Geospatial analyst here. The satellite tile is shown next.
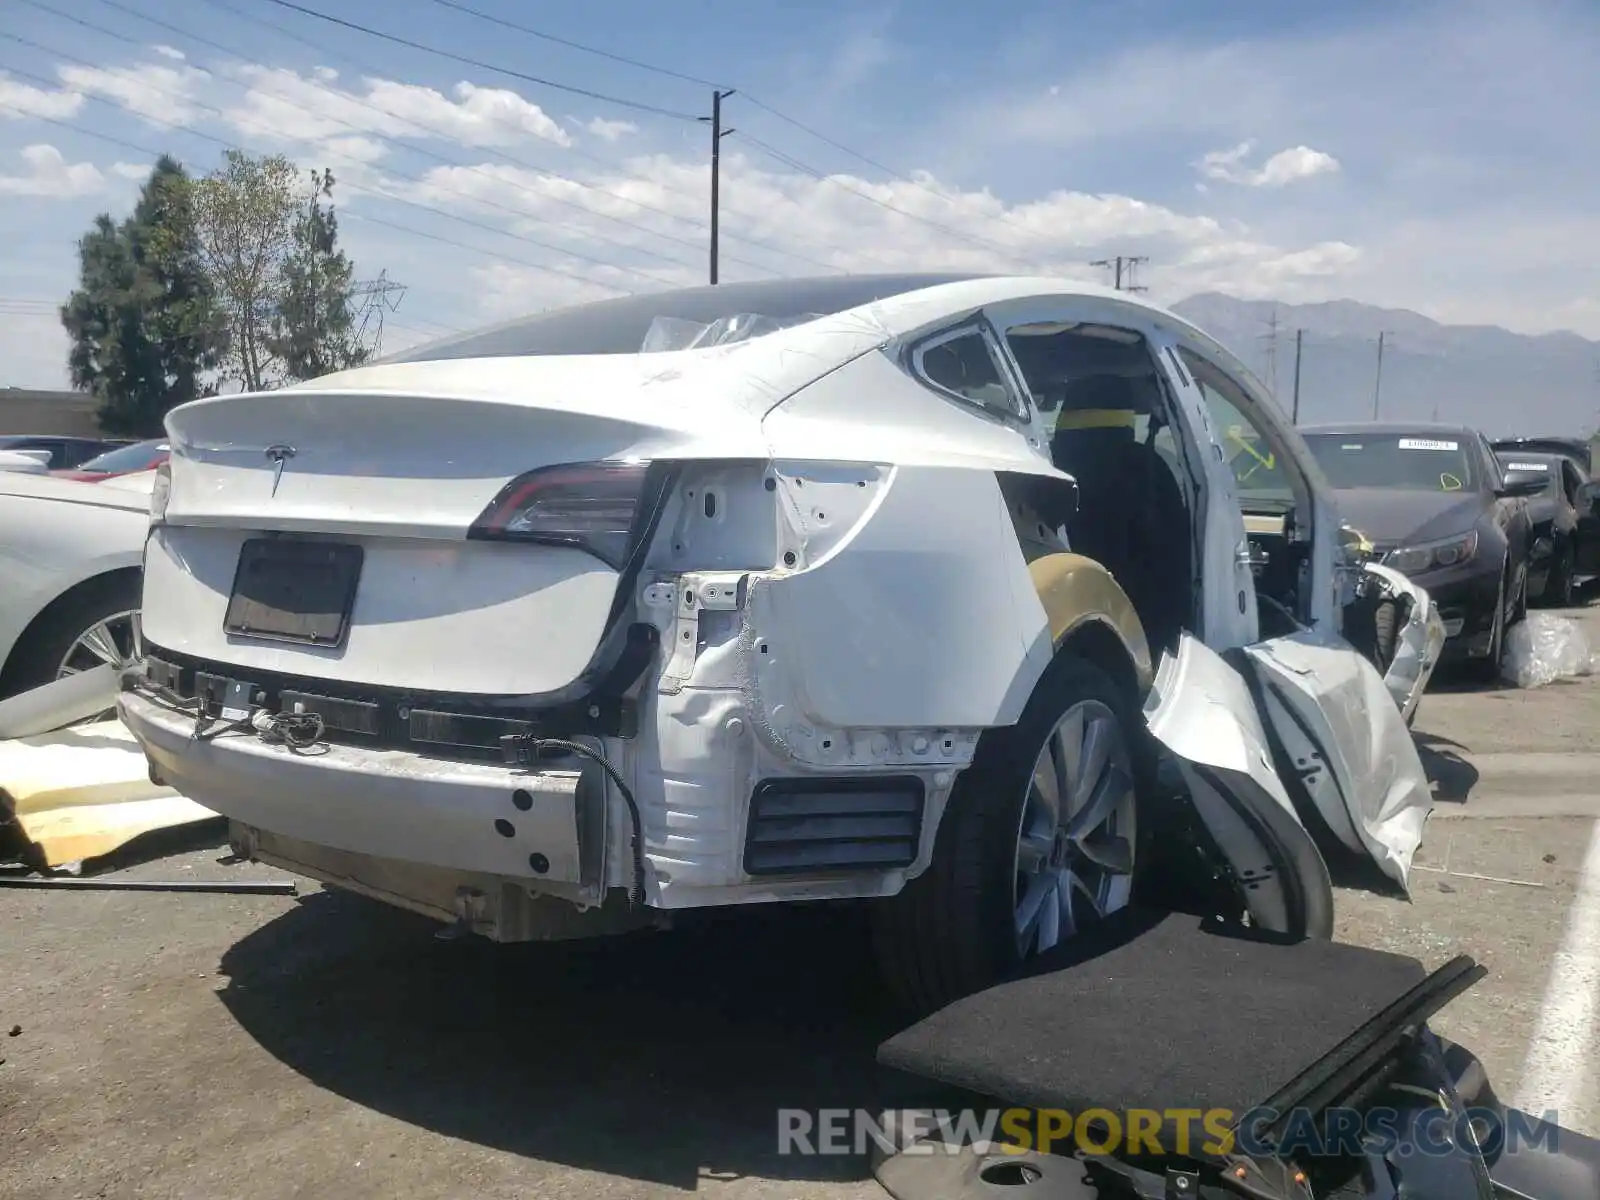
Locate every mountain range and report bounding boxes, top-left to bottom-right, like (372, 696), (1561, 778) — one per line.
(1169, 293), (1600, 438)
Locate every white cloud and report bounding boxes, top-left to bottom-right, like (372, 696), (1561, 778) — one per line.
(150, 45), (186, 62)
(0, 144), (108, 197)
(382, 148), (1357, 319)
(217, 66), (572, 154)
(56, 62), (211, 126)
(1200, 141), (1340, 187)
(110, 161), (152, 181)
(585, 117), (638, 142)
(0, 74), (84, 120)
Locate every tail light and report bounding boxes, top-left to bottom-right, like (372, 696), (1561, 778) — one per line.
(149, 461), (172, 525)
(468, 461), (650, 569)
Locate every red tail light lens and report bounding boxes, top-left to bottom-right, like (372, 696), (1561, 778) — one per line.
(468, 461), (650, 568)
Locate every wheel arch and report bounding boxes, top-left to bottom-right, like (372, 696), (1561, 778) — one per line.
(0, 565), (143, 693)
(1028, 552), (1154, 703)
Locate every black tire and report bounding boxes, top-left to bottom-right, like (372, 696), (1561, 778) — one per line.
(1543, 544), (1575, 608)
(0, 571), (143, 701)
(1464, 565), (1508, 685)
(868, 654), (1149, 1018)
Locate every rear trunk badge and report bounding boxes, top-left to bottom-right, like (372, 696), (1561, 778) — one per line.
(265, 444), (296, 496)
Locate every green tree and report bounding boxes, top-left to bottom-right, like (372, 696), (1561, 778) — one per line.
(193, 149), (300, 392)
(268, 168), (371, 382)
(60, 156), (225, 436)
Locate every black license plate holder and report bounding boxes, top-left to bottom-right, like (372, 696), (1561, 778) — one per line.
(224, 538), (364, 648)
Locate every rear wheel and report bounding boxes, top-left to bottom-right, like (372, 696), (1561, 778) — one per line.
(0, 573), (143, 705)
(1543, 544), (1575, 608)
(869, 655), (1146, 1017)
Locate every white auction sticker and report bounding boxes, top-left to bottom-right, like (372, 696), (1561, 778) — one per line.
(1508, 461), (1549, 471)
(1398, 438), (1458, 451)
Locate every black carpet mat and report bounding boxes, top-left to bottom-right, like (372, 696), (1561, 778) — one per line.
(878, 909), (1429, 1125)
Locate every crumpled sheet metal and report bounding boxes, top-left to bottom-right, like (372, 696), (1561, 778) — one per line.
(1245, 630), (1434, 891)
(1363, 562), (1447, 723)
(1, 717), (216, 869)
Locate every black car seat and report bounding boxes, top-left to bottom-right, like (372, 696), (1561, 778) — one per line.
(1050, 373), (1192, 653)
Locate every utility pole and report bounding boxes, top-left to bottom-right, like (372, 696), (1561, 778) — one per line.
(700, 89), (736, 285)
(1290, 328), (1303, 424)
(1371, 330), (1391, 419)
(1089, 255), (1148, 292)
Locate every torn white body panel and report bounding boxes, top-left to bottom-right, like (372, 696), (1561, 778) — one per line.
(1243, 631), (1433, 889)
(745, 464), (1055, 730)
(1364, 562), (1447, 723)
(1142, 633), (1332, 937)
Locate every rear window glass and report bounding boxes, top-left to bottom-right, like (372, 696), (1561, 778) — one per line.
(78, 440), (168, 473)
(380, 274), (988, 363)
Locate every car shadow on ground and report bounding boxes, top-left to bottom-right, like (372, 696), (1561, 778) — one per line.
(1413, 731), (1479, 803)
(216, 890), (949, 1191)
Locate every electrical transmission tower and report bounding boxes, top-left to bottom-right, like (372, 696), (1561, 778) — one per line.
(1089, 255), (1149, 292)
(349, 271), (407, 355)
(1259, 306), (1281, 396)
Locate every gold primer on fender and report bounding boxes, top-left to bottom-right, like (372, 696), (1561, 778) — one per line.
(1027, 553), (1154, 693)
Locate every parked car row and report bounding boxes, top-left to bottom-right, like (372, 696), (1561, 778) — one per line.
(1297, 423), (1550, 681)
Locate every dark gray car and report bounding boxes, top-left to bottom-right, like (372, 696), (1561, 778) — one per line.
(1300, 422), (1543, 680)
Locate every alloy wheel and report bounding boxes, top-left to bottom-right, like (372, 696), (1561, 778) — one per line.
(1011, 699), (1137, 958)
(55, 608), (142, 723)
(56, 609), (143, 679)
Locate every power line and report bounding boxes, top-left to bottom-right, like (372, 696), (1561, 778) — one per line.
(0, 98), (635, 299)
(57, 0), (726, 279)
(736, 132), (1021, 261)
(258, 0), (704, 122)
(198, 0), (838, 274)
(418, 0), (1041, 248)
(425, 0), (724, 89)
(0, 32), (666, 291)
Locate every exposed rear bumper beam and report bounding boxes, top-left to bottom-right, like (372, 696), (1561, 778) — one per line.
(233, 824), (659, 942)
(119, 689), (601, 903)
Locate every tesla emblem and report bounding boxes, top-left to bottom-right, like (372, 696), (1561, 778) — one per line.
(265, 444), (296, 496)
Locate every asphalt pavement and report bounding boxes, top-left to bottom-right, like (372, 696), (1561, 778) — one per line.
(4, 604), (1600, 1199)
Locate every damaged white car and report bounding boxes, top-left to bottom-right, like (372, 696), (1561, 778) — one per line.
(117, 274), (1443, 1013)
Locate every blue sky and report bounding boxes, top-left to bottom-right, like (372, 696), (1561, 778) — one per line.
(1, 0), (1596, 389)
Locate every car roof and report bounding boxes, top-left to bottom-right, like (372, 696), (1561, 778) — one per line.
(372, 273), (1189, 366)
(0, 433), (107, 444)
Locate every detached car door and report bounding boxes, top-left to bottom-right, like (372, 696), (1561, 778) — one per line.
(1143, 330), (1434, 897)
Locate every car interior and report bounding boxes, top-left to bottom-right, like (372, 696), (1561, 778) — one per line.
(1005, 324), (1198, 654)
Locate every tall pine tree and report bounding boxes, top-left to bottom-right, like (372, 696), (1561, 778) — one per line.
(60, 156), (225, 435)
